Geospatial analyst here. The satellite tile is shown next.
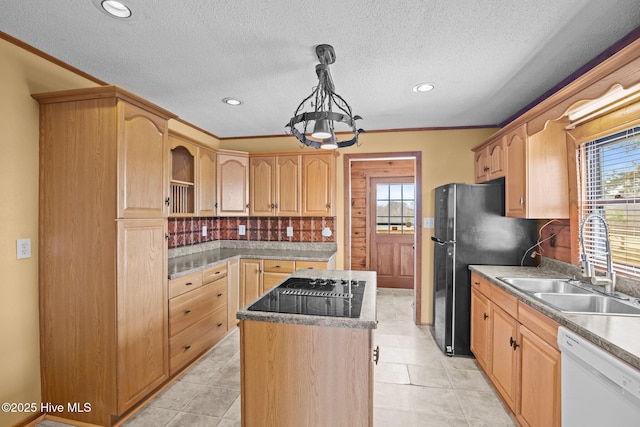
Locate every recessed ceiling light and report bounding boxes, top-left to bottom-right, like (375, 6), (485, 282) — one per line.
(222, 97), (243, 106)
(101, 0), (132, 18)
(413, 83), (435, 93)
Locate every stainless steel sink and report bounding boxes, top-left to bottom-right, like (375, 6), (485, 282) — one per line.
(499, 277), (591, 294)
(533, 293), (640, 316)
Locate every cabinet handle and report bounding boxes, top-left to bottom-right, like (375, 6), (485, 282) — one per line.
(326, 203), (331, 208)
(271, 203), (275, 209)
(184, 345), (191, 350)
(215, 271), (221, 275)
(373, 345), (380, 365)
(217, 293), (223, 297)
(519, 197), (525, 206)
(246, 203), (250, 208)
(473, 281), (480, 286)
(483, 313), (488, 320)
(483, 166), (490, 172)
(217, 323), (223, 327)
(186, 282), (193, 286)
(275, 265), (281, 269)
(274, 203), (278, 208)
(165, 233), (170, 240)
(214, 202), (218, 209)
(259, 269), (263, 273)
(165, 197), (171, 206)
(184, 309), (191, 314)
(509, 337), (520, 350)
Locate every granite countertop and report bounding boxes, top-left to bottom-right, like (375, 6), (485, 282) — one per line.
(469, 264), (640, 371)
(168, 247), (336, 279)
(236, 269), (378, 330)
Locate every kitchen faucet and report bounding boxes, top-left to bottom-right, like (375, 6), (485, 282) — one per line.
(579, 212), (616, 294)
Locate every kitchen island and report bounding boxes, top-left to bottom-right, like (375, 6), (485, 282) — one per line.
(237, 269), (377, 427)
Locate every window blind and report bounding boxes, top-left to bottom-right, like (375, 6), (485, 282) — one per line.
(577, 126), (640, 279)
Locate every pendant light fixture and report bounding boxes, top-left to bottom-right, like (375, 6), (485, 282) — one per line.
(286, 44), (364, 149)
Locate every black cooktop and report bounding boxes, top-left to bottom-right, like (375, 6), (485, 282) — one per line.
(247, 277), (366, 318)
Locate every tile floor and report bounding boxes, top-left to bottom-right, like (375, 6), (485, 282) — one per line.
(36, 288), (515, 427)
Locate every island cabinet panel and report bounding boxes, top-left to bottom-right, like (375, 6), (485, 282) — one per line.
(227, 259), (240, 328)
(240, 320), (373, 427)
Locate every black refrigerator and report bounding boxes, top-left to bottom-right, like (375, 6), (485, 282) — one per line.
(431, 181), (537, 356)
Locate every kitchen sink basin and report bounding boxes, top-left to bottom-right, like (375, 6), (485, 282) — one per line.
(533, 293), (640, 316)
(499, 277), (591, 294)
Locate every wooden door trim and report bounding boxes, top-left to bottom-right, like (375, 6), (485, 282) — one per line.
(343, 151), (422, 324)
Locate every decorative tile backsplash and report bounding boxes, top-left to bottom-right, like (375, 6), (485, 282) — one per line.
(168, 216), (336, 249)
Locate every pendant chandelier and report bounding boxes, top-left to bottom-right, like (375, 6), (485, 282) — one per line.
(286, 44), (364, 149)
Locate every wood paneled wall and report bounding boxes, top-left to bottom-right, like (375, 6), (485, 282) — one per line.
(349, 159), (415, 270)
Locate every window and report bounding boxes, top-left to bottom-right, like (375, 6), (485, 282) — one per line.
(577, 126), (640, 278)
(375, 183), (415, 234)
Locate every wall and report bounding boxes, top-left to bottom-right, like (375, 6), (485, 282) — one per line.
(221, 128), (497, 324)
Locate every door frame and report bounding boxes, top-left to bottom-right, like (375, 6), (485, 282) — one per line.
(343, 152), (422, 324)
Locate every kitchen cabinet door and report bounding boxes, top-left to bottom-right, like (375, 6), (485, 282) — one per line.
(470, 287), (491, 372)
(276, 155), (302, 216)
(169, 134), (196, 216)
(198, 147), (217, 216)
(118, 101), (169, 219)
(116, 219), (168, 412)
(474, 138), (505, 183)
(249, 156), (276, 216)
(490, 303), (518, 412)
(505, 125), (527, 218)
(217, 152), (249, 216)
(240, 258), (263, 307)
(517, 326), (561, 427)
(302, 153), (335, 216)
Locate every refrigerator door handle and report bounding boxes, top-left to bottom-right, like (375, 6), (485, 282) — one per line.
(431, 236), (456, 246)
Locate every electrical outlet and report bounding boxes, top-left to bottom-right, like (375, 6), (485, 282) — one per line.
(286, 226), (293, 237)
(239, 224), (246, 236)
(321, 227), (332, 237)
(202, 225), (207, 237)
(17, 238), (31, 259)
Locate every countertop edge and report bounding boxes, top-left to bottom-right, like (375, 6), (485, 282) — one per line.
(168, 250), (337, 280)
(469, 265), (640, 371)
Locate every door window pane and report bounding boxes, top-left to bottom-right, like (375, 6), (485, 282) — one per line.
(376, 182), (415, 234)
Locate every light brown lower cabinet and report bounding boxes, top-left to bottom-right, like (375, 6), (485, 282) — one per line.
(168, 263), (229, 375)
(470, 273), (561, 427)
(240, 320), (373, 427)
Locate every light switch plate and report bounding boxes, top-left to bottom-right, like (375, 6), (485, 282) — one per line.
(286, 226), (293, 237)
(239, 224), (246, 235)
(423, 217), (434, 229)
(17, 238), (31, 259)
(202, 225), (207, 236)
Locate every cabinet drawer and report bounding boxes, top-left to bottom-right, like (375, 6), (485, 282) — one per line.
(471, 273), (491, 298)
(490, 284), (518, 318)
(263, 259), (295, 273)
(295, 260), (327, 270)
(169, 271), (203, 299)
(263, 272), (289, 293)
(169, 306), (228, 375)
(203, 263), (228, 284)
(169, 279), (227, 337)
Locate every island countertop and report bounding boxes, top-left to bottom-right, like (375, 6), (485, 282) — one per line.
(237, 269), (378, 330)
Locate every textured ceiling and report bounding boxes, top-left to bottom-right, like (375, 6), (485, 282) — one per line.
(1, 0), (639, 138)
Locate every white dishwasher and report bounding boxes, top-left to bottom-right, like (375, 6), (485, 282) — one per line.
(557, 327), (640, 426)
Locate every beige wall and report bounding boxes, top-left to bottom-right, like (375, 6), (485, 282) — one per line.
(221, 128), (497, 324)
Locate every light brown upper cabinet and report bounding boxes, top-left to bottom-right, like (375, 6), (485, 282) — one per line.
(169, 134), (196, 216)
(474, 137), (505, 183)
(249, 154), (302, 216)
(197, 147), (217, 216)
(217, 151), (249, 216)
(302, 153), (336, 216)
(504, 122), (569, 219)
(473, 121), (569, 219)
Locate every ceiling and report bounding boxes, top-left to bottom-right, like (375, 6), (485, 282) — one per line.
(2, 0), (640, 139)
